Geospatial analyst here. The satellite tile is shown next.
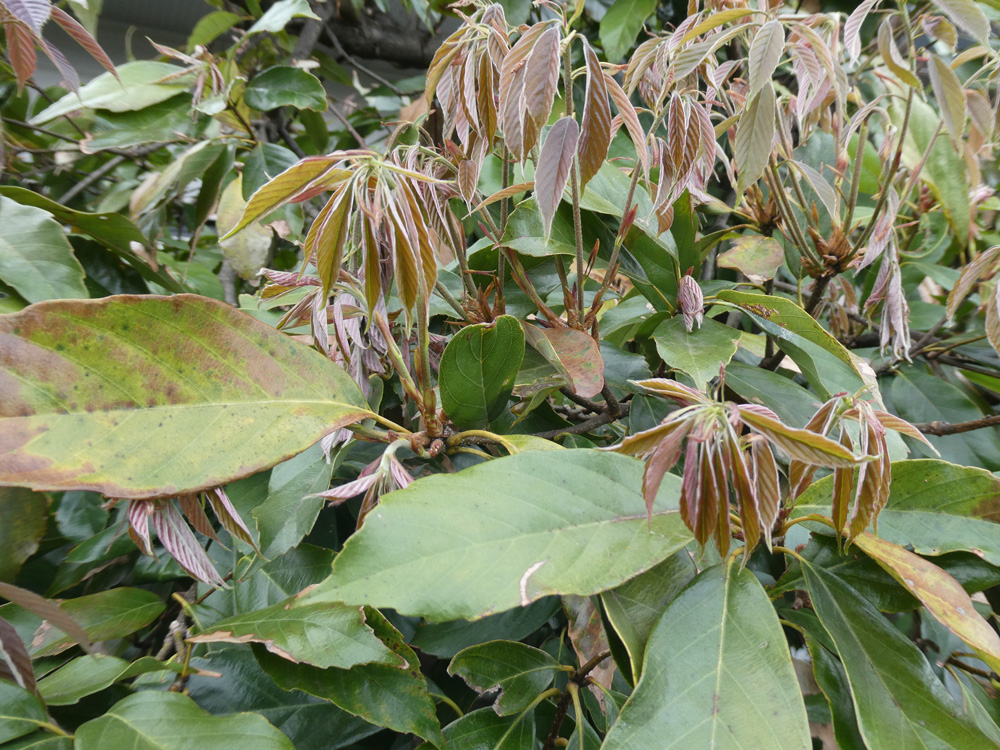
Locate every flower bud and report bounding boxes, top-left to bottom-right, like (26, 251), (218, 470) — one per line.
(678, 274), (704, 332)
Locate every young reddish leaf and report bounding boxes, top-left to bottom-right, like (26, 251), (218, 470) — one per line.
(6, 20), (37, 91)
(424, 29), (465, 106)
(0, 617), (34, 693)
(2, 0), (50, 35)
(39, 37), (79, 91)
(930, 0), (989, 46)
(844, 0), (880, 64)
(49, 6), (116, 79)
(0, 582), (91, 653)
(578, 42), (612, 190)
(128, 501), (154, 556)
(150, 502), (224, 585)
(522, 26), (560, 153)
(179, 495), (220, 543)
(966, 89), (993, 139)
(675, 8), (755, 46)
(749, 437), (780, 548)
(604, 71), (649, 178)
(921, 14), (958, 48)
(747, 20), (784, 97)
(499, 22), (553, 161)
(854, 532), (1000, 673)
(534, 116), (580, 241)
(613, 418), (682, 457)
(738, 407), (860, 468)
(208, 488), (257, 550)
(470, 181), (534, 213)
(633, 378), (709, 405)
(927, 53), (967, 151)
(476, 50), (498, 143)
(641, 422), (691, 521)
(307, 185), (354, 293)
(734, 82), (775, 194)
(945, 244), (1000, 321)
(877, 19), (920, 89)
(223, 156), (353, 239)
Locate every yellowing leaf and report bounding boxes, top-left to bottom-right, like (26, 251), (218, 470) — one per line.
(853, 532), (1000, 674)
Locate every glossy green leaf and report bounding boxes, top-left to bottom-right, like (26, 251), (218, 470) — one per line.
(652, 317), (739, 391)
(792, 459), (1000, 565)
(0, 197), (87, 303)
(37, 654), (177, 705)
(411, 598), (561, 658)
(0, 733), (71, 750)
(602, 562), (811, 749)
(259, 608), (445, 747)
(717, 289), (866, 398)
(298, 450), (693, 621)
(186, 648), (380, 750)
(260, 451), (336, 560)
(32, 62), (191, 123)
(724, 362), (820, 428)
(805, 636), (867, 750)
(245, 66), (326, 111)
(449, 640), (562, 715)
(600, 551), (696, 683)
(0, 488), (47, 582)
(0, 187), (178, 290)
(25, 587), (163, 657)
(74, 691), (293, 749)
(890, 367), (1000, 469)
(0, 681), (46, 744)
(187, 10), (242, 48)
(0, 295), (371, 499)
(247, 0), (320, 34)
(439, 316), (525, 429)
(599, 0), (657, 63)
(500, 198), (615, 259)
(802, 561), (995, 749)
(438, 707), (536, 749)
(189, 599), (401, 670)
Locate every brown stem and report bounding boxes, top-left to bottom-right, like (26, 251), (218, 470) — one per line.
(541, 651), (612, 750)
(533, 404), (629, 440)
(912, 415), (1000, 436)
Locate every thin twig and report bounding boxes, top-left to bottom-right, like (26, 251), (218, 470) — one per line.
(913, 414), (1000, 436)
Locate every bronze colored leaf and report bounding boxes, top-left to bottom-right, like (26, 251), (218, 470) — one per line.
(306, 184), (354, 293)
(523, 323), (603, 398)
(499, 22), (553, 161)
(522, 26), (561, 154)
(604, 72), (649, 178)
(578, 42), (612, 190)
(734, 82), (775, 194)
(534, 116), (580, 241)
(747, 20), (784, 97)
(738, 407), (861, 468)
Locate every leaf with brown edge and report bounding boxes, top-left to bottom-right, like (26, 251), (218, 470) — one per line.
(0, 582), (91, 654)
(223, 156), (353, 239)
(853, 532), (1000, 674)
(522, 26), (560, 151)
(737, 407), (862, 468)
(522, 323), (603, 399)
(928, 53), (967, 151)
(188, 600), (404, 670)
(534, 116), (579, 241)
(945, 244), (1000, 321)
(734, 82), (775, 194)
(604, 71), (649, 178)
(0, 616), (34, 693)
(747, 20), (784, 97)
(578, 42), (612, 190)
(0, 295), (372, 499)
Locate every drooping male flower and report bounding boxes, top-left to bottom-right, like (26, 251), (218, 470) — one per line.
(612, 379), (862, 556)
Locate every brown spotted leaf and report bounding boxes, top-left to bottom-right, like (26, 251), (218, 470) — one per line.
(534, 116), (580, 241)
(0, 295), (372, 499)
